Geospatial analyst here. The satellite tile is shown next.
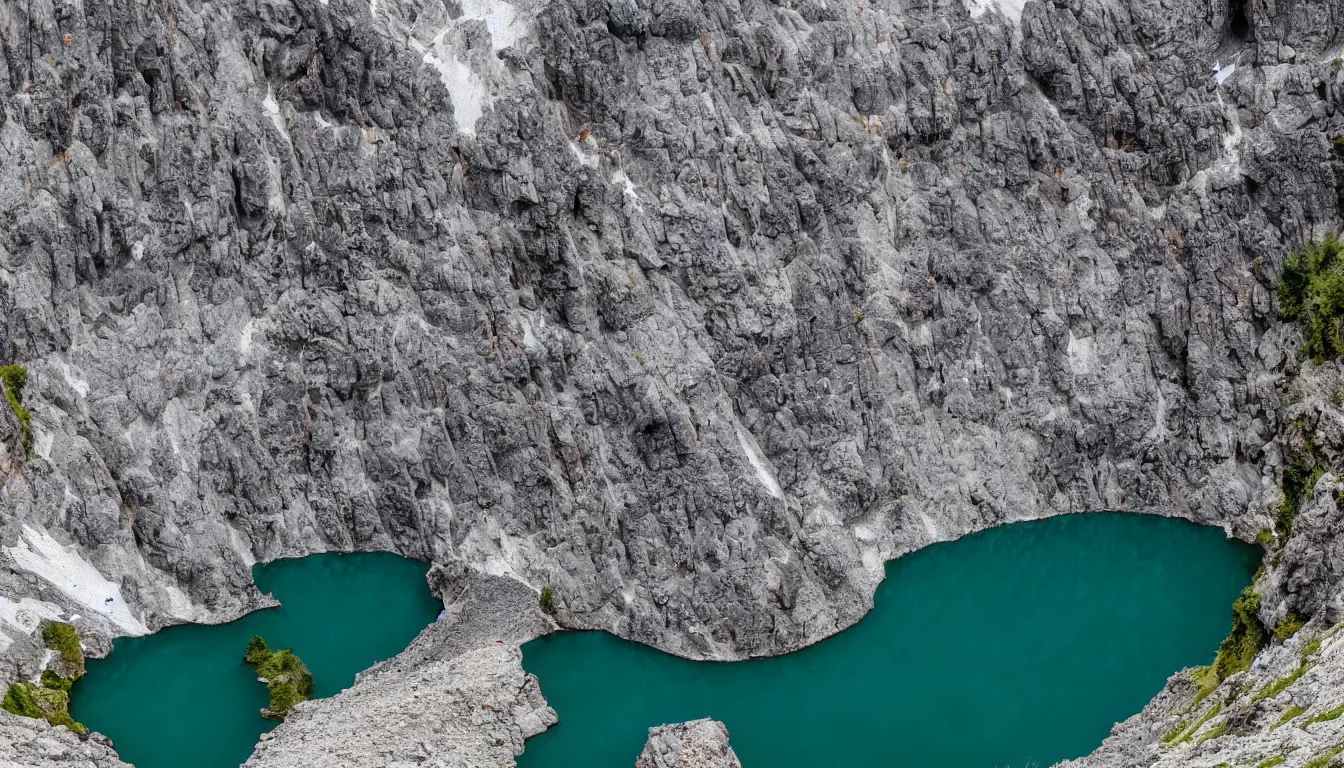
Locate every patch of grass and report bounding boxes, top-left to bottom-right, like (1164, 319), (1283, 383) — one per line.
(1259, 750), (1298, 768)
(1279, 450), (1324, 542)
(1272, 704), (1307, 731)
(1255, 635), (1322, 701)
(1252, 632), (1327, 704)
(41, 621), (83, 677)
(1304, 705), (1344, 729)
(1304, 745), (1344, 768)
(1277, 613), (1308, 643)
(2, 681), (85, 734)
(1, 623), (89, 733)
(38, 670), (71, 692)
(1280, 236), (1344, 362)
(0, 364), (32, 458)
(1305, 635), (1325, 657)
(1197, 721), (1228, 745)
(1257, 665), (1308, 701)
(1214, 587), (1268, 681)
(1165, 701), (1223, 746)
(2, 681), (43, 719)
(243, 635), (314, 720)
(539, 587), (556, 616)
(1161, 718), (1189, 746)
(1190, 665), (1220, 708)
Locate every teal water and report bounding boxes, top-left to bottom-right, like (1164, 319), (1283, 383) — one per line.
(69, 552), (442, 768)
(519, 513), (1261, 768)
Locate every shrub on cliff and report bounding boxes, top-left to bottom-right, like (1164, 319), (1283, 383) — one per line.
(2, 681), (43, 719)
(1277, 451), (1323, 542)
(0, 364), (32, 458)
(42, 621), (84, 677)
(539, 587), (556, 616)
(39, 670), (72, 692)
(1213, 587), (1267, 680)
(2, 681), (86, 734)
(1279, 236), (1344, 362)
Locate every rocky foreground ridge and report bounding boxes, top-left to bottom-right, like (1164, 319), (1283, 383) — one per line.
(2, 0), (1344, 763)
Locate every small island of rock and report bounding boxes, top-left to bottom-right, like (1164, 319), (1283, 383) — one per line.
(244, 636), (315, 721)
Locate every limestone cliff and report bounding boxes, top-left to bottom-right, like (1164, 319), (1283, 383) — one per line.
(635, 719), (742, 768)
(0, 0), (1341, 763)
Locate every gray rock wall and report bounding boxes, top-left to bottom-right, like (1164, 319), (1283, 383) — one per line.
(635, 719), (742, 768)
(0, 710), (131, 768)
(1, 0), (1343, 763)
(0, 0), (1319, 664)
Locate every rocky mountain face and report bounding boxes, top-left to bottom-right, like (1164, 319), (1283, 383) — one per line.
(1063, 357), (1344, 767)
(1, 0), (1343, 762)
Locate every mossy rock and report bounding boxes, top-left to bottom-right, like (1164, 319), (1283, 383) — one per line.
(1213, 587), (1267, 681)
(1280, 236), (1344, 362)
(41, 621), (84, 678)
(243, 635), (315, 720)
(0, 364), (32, 459)
(2, 681), (86, 734)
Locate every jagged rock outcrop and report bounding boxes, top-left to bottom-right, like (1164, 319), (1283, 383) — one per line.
(0, 0), (1318, 668)
(635, 719), (742, 768)
(0, 710), (130, 768)
(1059, 351), (1344, 765)
(0, 0), (1343, 763)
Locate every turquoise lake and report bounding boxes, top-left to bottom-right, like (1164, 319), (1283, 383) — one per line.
(518, 513), (1260, 768)
(69, 552), (443, 768)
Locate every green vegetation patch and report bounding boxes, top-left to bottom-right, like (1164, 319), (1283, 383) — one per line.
(1255, 632), (1324, 701)
(39, 670), (72, 692)
(1304, 704), (1344, 729)
(1259, 750), (1298, 768)
(1257, 666), (1308, 701)
(1164, 701), (1223, 746)
(1179, 664), (1221, 711)
(1214, 587), (1268, 681)
(243, 635), (314, 720)
(1304, 745), (1344, 768)
(1280, 236), (1344, 362)
(1276, 613), (1308, 644)
(1279, 450), (1324, 542)
(1196, 721), (1228, 745)
(539, 587), (556, 616)
(2, 621), (88, 733)
(1272, 704), (1307, 731)
(42, 621), (84, 677)
(1161, 717), (1189, 746)
(2, 681), (86, 734)
(0, 364), (32, 458)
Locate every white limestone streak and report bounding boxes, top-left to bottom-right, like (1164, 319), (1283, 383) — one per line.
(734, 419), (785, 500)
(5, 526), (148, 636)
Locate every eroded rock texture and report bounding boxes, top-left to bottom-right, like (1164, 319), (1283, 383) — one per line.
(635, 719), (743, 768)
(0, 0), (1342, 762)
(1061, 354), (1344, 767)
(0, 710), (131, 768)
